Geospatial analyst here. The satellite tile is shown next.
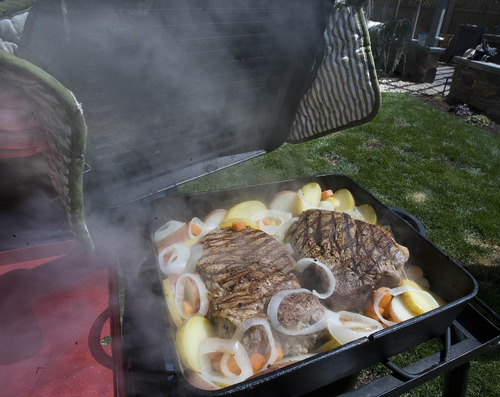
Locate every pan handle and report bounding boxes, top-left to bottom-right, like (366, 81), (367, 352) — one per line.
(381, 327), (452, 380)
(88, 307), (114, 369)
(386, 205), (427, 237)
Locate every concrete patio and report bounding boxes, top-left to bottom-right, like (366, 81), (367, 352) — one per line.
(379, 62), (455, 96)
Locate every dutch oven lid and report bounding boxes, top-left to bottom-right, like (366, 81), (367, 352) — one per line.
(16, 0), (379, 210)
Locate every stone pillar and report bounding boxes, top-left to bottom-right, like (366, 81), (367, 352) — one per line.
(402, 42), (445, 83)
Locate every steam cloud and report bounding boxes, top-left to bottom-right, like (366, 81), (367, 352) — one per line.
(2, 0), (333, 394)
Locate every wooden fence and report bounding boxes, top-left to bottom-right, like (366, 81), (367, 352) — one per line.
(368, 0), (499, 62)
(368, 0), (499, 39)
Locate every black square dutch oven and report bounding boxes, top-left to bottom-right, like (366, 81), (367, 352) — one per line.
(120, 174), (477, 397)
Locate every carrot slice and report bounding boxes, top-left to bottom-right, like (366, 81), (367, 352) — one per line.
(227, 356), (241, 375)
(267, 347), (284, 362)
(212, 355), (241, 375)
(374, 287), (392, 309)
(321, 189), (334, 199)
(182, 301), (195, 315)
(212, 356), (241, 375)
(364, 304), (385, 320)
(364, 287), (392, 322)
(250, 353), (267, 372)
(275, 347), (284, 362)
(190, 222), (203, 236)
(232, 221), (247, 231)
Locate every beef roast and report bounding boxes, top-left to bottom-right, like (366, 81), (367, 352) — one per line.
(196, 226), (327, 356)
(275, 290), (329, 356)
(285, 209), (408, 312)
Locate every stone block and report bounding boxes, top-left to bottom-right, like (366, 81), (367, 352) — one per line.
(448, 57), (500, 120)
(400, 42), (445, 83)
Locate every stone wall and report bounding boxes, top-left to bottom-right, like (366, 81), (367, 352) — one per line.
(400, 42), (445, 83)
(448, 57), (500, 121)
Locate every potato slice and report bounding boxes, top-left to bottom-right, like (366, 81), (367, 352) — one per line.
(175, 316), (214, 372)
(400, 279), (445, 316)
(203, 209), (227, 228)
(324, 196), (340, 209)
(222, 200), (267, 223)
(332, 189), (355, 211)
(301, 182), (322, 207)
(296, 182), (322, 214)
(316, 338), (341, 353)
(162, 277), (183, 328)
(269, 190), (298, 215)
(357, 204), (377, 224)
(388, 295), (415, 322)
(296, 192), (313, 214)
(404, 265), (430, 289)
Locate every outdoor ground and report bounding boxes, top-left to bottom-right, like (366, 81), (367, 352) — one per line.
(378, 68), (500, 136)
(414, 94), (500, 136)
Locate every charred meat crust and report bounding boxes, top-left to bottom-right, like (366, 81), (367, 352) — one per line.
(196, 227), (325, 356)
(276, 291), (329, 356)
(197, 227), (298, 300)
(285, 209), (408, 312)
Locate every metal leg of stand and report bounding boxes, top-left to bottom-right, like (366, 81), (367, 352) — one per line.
(442, 324), (470, 397)
(442, 362), (470, 397)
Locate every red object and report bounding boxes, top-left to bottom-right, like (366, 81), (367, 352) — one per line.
(0, 241), (118, 397)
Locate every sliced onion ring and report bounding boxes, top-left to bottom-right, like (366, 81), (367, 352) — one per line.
(318, 200), (336, 211)
(250, 210), (292, 237)
(326, 310), (383, 345)
(199, 338), (253, 385)
(188, 217), (215, 239)
(158, 243), (191, 275)
(186, 243), (203, 272)
(372, 285), (435, 327)
(373, 286), (409, 327)
(174, 273), (209, 319)
(294, 258), (336, 299)
(267, 289), (327, 336)
(154, 220), (185, 244)
(273, 217), (299, 242)
(297, 189), (314, 209)
(232, 318), (277, 369)
(284, 242), (295, 255)
(339, 208), (363, 219)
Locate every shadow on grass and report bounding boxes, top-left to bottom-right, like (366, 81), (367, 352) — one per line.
(466, 264), (500, 316)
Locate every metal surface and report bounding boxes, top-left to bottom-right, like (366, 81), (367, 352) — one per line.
(21, 0), (333, 208)
(115, 174), (494, 397)
(340, 302), (500, 396)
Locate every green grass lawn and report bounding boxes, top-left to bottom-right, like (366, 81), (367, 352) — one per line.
(180, 92), (500, 395)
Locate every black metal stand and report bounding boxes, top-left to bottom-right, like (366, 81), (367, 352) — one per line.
(339, 300), (500, 396)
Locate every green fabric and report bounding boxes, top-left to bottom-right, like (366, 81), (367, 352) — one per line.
(0, 0), (36, 18)
(0, 49), (94, 250)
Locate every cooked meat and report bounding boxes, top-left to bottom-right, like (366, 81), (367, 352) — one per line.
(285, 209), (408, 312)
(197, 226), (298, 299)
(196, 226), (325, 356)
(276, 291), (329, 356)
